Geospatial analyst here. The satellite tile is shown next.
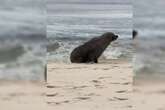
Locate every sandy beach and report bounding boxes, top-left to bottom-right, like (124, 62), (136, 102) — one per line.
(1, 61), (164, 110)
(46, 60), (133, 110)
(134, 76), (165, 110)
(0, 81), (48, 110)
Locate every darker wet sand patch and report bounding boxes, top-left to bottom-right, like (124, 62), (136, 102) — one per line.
(46, 85), (60, 88)
(46, 93), (58, 97)
(98, 76), (112, 79)
(75, 96), (91, 100)
(113, 97), (129, 101)
(47, 100), (70, 105)
(116, 90), (127, 93)
(71, 85), (89, 89)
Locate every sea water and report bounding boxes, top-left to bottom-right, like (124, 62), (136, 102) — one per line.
(0, 0), (46, 80)
(134, 0), (165, 76)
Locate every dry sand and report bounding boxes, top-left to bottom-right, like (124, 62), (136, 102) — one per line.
(0, 81), (48, 110)
(134, 76), (165, 110)
(1, 61), (164, 110)
(1, 61), (165, 110)
(46, 60), (133, 110)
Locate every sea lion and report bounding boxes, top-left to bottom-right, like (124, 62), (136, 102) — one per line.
(70, 32), (118, 63)
(133, 30), (138, 39)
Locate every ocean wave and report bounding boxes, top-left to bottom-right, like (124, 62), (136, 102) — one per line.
(47, 38), (134, 63)
(0, 40), (45, 80)
(47, 41), (60, 52)
(0, 43), (25, 63)
(133, 37), (165, 74)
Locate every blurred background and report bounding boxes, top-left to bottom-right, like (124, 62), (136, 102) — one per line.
(0, 0), (46, 81)
(133, 0), (165, 79)
(133, 0), (165, 109)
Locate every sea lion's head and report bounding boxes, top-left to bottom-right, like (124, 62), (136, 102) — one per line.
(102, 32), (118, 41)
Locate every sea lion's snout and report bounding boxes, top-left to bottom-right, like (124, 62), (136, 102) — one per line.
(112, 35), (118, 41)
(115, 35), (118, 39)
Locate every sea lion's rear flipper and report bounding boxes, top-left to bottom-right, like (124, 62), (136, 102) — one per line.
(94, 58), (98, 63)
(87, 51), (98, 63)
